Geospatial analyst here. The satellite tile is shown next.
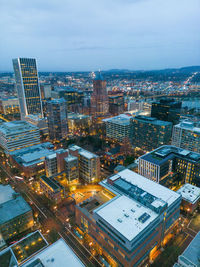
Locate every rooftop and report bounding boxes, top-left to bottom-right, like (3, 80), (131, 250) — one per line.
(177, 183), (200, 204)
(102, 169), (180, 207)
(94, 195), (158, 242)
(79, 149), (98, 159)
(0, 185), (32, 225)
(10, 143), (54, 167)
(68, 113), (90, 120)
(140, 145), (200, 165)
(178, 231), (200, 267)
(64, 154), (78, 162)
(0, 184), (15, 205)
(134, 115), (172, 126)
(175, 120), (200, 133)
(22, 238), (84, 267)
(103, 114), (133, 125)
(40, 176), (61, 192)
(0, 121), (39, 135)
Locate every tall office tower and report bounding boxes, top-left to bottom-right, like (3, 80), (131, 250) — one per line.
(46, 98), (68, 141)
(172, 120), (200, 153)
(12, 58), (43, 119)
(91, 71), (109, 116)
(151, 98), (182, 125)
(132, 115), (172, 151)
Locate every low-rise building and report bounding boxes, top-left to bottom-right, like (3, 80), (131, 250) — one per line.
(76, 169), (181, 267)
(138, 145), (200, 186)
(103, 114), (133, 143)
(172, 120), (200, 153)
(0, 185), (33, 240)
(0, 121), (40, 153)
(174, 231), (200, 267)
(39, 175), (64, 204)
(9, 142), (54, 178)
(177, 183), (200, 213)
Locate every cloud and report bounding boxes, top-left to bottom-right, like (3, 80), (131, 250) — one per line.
(0, 0), (199, 71)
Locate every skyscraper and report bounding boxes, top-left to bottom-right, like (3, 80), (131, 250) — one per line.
(91, 71), (109, 116)
(46, 98), (68, 141)
(12, 58), (43, 119)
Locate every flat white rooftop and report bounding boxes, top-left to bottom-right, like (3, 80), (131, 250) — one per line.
(177, 183), (200, 204)
(22, 238), (84, 267)
(0, 185), (15, 205)
(95, 195), (158, 242)
(103, 114), (132, 125)
(109, 169), (180, 207)
(79, 149), (97, 159)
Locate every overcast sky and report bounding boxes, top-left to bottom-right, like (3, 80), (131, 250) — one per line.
(0, 0), (200, 71)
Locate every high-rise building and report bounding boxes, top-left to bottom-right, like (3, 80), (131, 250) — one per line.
(103, 114), (133, 143)
(138, 145), (200, 186)
(46, 98), (68, 141)
(151, 98), (182, 125)
(69, 145), (100, 183)
(172, 120), (200, 153)
(108, 95), (124, 115)
(0, 121), (40, 153)
(12, 58), (43, 119)
(65, 155), (79, 183)
(132, 115), (172, 151)
(75, 169), (181, 267)
(91, 71), (109, 116)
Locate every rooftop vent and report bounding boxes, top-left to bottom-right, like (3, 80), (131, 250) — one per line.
(131, 209), (135, 213)
(124, 213), (129, 218)
(117, 218), (122, 223)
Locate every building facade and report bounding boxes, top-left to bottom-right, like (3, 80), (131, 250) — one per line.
(0, 185), (33, 240)
(65, 155), (79, 183)
(91, 71), (109, 116)
(46, 98), (68, 141)
(108, 95), (124, 116)
(75, 169), (181, 267)
(138, 145), (200, 186)
(39, 175), (64, 204)
(12, 58), (43, 119)
(172, 120), (200, 153)
(69, 145), (100, 183)
(151, 99), (182, 125)
(0, 97), (19, 115)
(0, 121), (40, 153)
(103, 114), (133, 143)
(132, 115), (172, 151)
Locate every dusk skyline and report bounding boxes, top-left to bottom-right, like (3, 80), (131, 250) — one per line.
(0, 0), (200, 72)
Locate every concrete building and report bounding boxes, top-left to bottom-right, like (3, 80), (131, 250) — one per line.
(0, 97), (19, 115)
(39, 175), (64, 204)
(22, 238), (84, 267)
(65, 155), (79, 183)
(174, 231), (200, 267)
(25, 114), (48, 136)
(0, 121), (40, 153)
(12, 58), (43, 119)
(172, 120), (200, 153)
(45, 148), (68, 177)
(177, 183), (200, 213)
(40, 83), (52, 99)
(132, 115), (172, 151)
(103, 114), (133, 143)
(91, 71), (109, 116)
(0, 185), (33, 240)
(69, 145), (100, 183)
(9, 142), (54, 178)
(46, 98), (68, 141)
(151, 98), (182, 125)
(138, 145), (200, 186)
(67, 113), (91, 135)
(76, 169), (181, 267)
